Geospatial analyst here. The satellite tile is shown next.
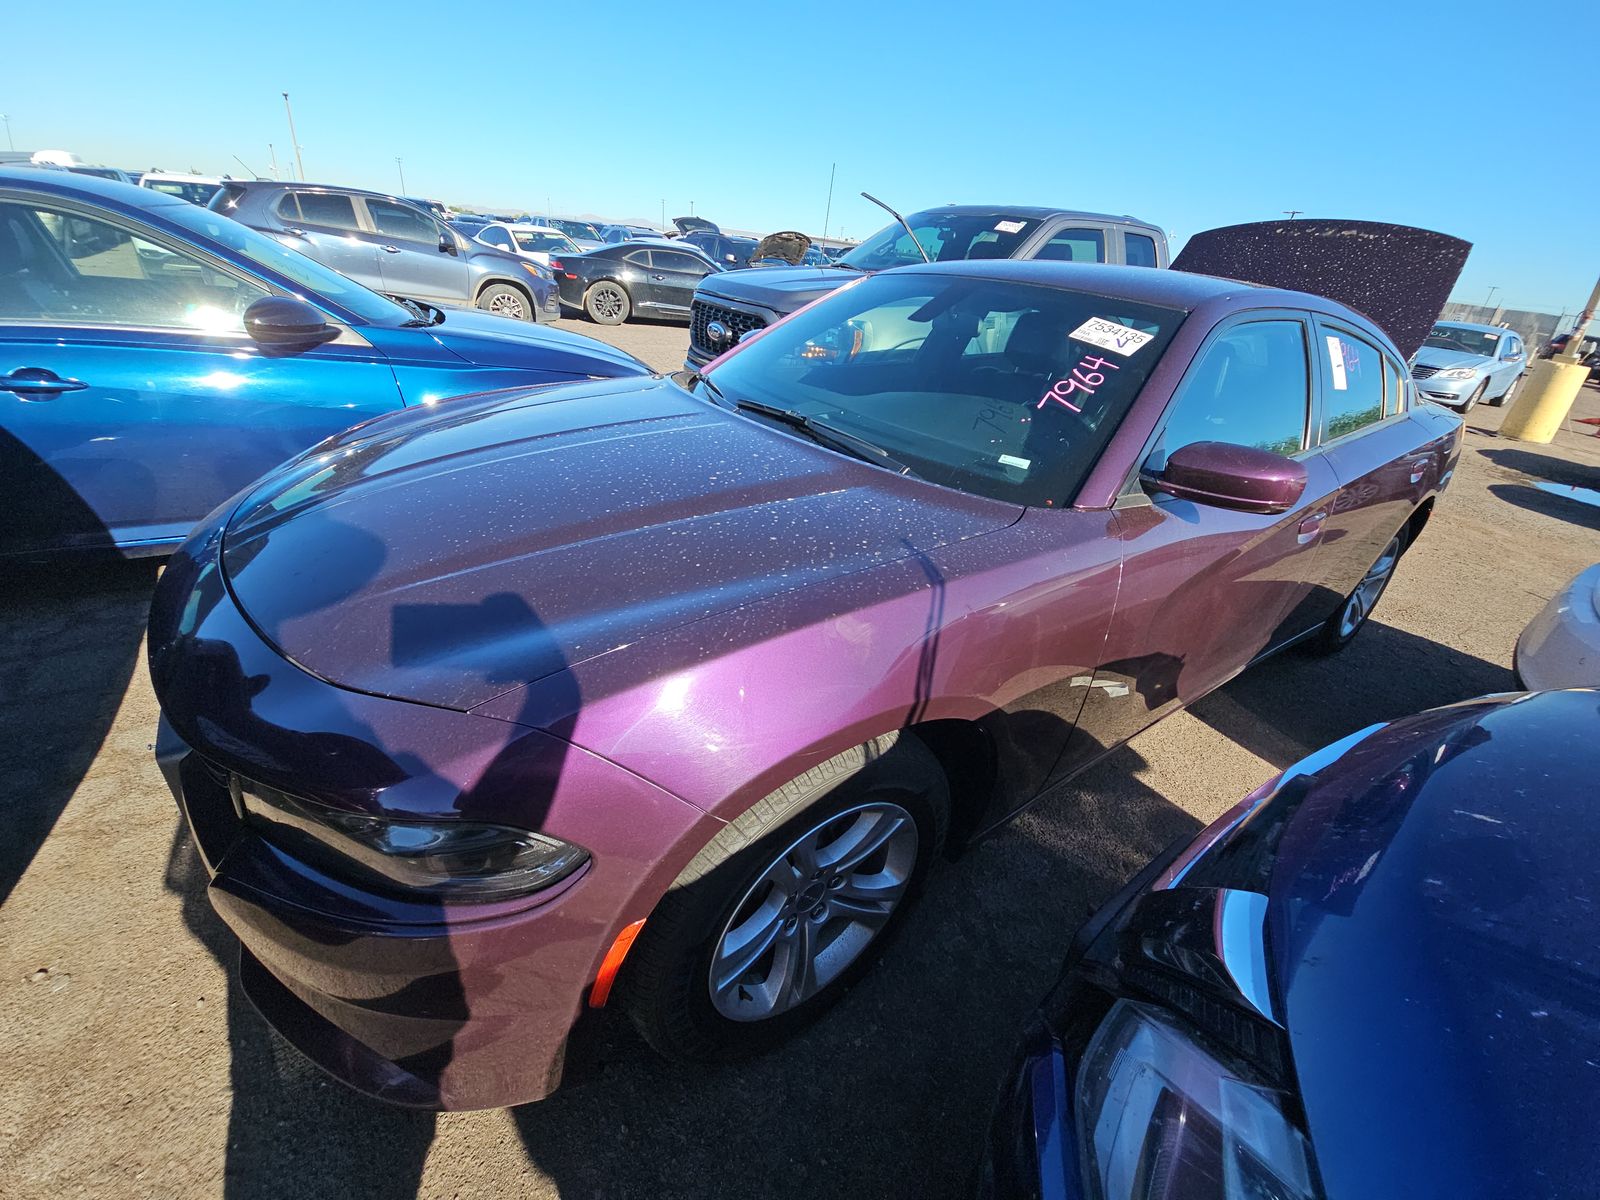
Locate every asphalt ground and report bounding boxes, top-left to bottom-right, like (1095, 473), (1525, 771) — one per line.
(4, 313), (1599, 1199)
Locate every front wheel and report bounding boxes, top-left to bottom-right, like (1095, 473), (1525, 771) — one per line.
(622, 732), (948, 1063)
(1310, 532), (1403, 654)
(584, 281), (631, 325)
(1460, 378), (1488, 413)
(476, 283), (531, 321)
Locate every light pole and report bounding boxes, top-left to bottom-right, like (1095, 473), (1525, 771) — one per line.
(1, 114), (12, 152)
(1283, 209), (1302, 220)
(1483, 285), (1499, 309)
(822, 161), (836, 244)
(396, 157), (406, 194)
(282, 92), (305, 182)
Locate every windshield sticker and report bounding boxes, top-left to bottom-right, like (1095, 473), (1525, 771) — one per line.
(1326, 335), (1348, 391)
(1070, 318), (1154, 357)
(1038, 355), (1121, 412)
(999, 454), (1032, 470)
(1484, 332), (1499, 341)
(994, 220), (1027, 234)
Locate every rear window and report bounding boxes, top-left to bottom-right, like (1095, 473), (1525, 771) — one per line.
(1125, 232), (1159, 267)
(280, 191), (360, 231)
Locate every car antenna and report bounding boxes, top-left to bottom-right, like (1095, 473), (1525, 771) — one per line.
(860, 192), (931, 263)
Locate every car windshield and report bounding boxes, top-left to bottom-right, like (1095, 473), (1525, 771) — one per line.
(702, 272), (1183, 507)
(157, 200), (412, 324)
(514, 231), (577, 253)
(1423, 325), (1502, 357)
(840, 211), (1042, 271)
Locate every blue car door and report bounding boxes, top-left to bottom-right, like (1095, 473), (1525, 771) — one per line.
(0, 196), (403, 556)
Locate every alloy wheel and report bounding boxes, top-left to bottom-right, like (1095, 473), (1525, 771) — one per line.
(708, 801), (919, 1022)
(591, 285), (625, 321)
(489, 292), (526, 319)
(1338, 535), (1401, 639)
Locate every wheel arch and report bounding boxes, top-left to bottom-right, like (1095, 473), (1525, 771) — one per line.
(475, 275), (534, 306)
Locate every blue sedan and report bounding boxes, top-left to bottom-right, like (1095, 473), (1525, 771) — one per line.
(0, 169), (650, 558)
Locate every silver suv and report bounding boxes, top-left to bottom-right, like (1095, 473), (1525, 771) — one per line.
(210, 181), (559, 322)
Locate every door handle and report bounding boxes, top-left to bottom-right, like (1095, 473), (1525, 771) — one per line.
(381, 244), (401, 253)
(0, 368), (89, 397)
(651, 274), (666, 280)
(1296, 510), (1327, 545)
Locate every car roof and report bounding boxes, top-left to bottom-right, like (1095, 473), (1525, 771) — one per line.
(1433, 320), (1508, 335)
(221, 179), (423, 204)
(0, 165), (189, 207)
(900, 204), (1160, 228)
(894, 259), (1389, 331)
(493, 223), (567, 234)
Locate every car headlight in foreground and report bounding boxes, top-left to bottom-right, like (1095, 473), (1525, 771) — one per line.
(1075, 1001), (1317, 1200)
(1436, 367), (1478, 380)
(234, 775), (588, 902)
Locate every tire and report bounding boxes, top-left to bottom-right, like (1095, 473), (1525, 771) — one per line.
(622, 731), (949, 1064)
(584, 280), (631, 325)
(476, 283), (532, 322)
(1309, 531), (1404, 654)
(1460, 378), (1487, 413)
(1491, 374), (1521, 408)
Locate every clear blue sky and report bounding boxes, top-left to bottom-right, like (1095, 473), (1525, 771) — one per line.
(8, 0), (1595, 315)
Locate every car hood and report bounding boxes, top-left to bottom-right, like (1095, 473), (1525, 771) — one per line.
(1411, 347), (1491, 372)
(219, 377), (1016, 711)
(1266, 690), (1600, 1199)
(696, 265), (855, 313)
(423, 307), (651, 377)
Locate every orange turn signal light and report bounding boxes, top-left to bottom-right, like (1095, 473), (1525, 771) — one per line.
(588, 918), (646, 1008)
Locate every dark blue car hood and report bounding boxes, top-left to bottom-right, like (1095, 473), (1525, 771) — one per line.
(419, 307), (650, 378)
(1267, 690), (1600, 1199)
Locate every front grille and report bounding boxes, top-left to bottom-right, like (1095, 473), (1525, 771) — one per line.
(1411, 364), (1441, 380)
(690, 299), (767, 358)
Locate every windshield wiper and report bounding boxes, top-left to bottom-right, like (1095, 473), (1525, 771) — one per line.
(733, 398), (919, 478)
(831, 260), (865, 271)
(394, 296), (432, 326)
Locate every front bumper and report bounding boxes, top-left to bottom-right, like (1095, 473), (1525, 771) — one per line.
(149, 516), (720, 1109)
(1412, 372), (1480, 407)
(1515, 562), (1600, 690)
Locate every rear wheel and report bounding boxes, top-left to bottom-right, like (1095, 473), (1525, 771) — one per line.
(476, 283), (531, 321)
(622, 732), (948, 1063)
(1311, 532), (1403, 654)
(1491, 374), (1521, 407)
(584, 281), (631, 325)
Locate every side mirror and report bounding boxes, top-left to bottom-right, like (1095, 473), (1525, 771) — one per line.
(1141, 440), (1307, 514)
(439, 233), (458, 254)
(242, 296), (339, 349)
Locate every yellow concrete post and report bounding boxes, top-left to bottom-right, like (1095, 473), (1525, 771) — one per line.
(1499, 359), (1590, 443)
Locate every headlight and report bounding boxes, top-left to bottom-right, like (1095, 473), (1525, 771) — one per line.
(1076, 1001), (1320, 1200)
(520, 260), (552, 280)
(234, 777), (588, 902)
(1437, 367), (1478, 380)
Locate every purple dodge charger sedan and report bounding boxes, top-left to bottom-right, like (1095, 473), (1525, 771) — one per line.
(149, 252), (1463, 1109)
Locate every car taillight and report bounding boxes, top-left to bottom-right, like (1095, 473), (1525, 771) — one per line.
(550, 257), (577, 279)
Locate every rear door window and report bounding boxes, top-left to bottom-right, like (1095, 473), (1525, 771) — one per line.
(281, 191), (360, 231)
(1316, 326), (1386, 441)
(1035, 227), (1107, 263)
(1125, 232), (1159, 267)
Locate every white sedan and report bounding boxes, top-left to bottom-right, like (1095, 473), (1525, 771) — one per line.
(1516, 562), (1600, 688)
(474, 222), (584, 266)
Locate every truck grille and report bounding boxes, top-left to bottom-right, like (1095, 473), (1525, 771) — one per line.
(691, 299), (767, 358)
(1411, 364), (1441, 380)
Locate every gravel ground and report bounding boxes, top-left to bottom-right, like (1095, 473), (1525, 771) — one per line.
(4, 314), (1598, 1200)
